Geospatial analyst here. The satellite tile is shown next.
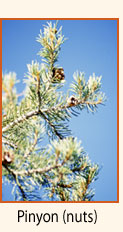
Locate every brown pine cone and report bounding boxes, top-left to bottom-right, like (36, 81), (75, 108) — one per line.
(67, 95), (78, 107)
(2, 151), (14, 165)
(52, 68), (65, 81)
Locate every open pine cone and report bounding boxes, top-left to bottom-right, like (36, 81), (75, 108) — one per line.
(2, 151), (14, 165)
(67, 95), (78, 107)
(52, 67), (65, 81)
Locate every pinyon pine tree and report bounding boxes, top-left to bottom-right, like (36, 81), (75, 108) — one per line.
(2, 21), (106, 201)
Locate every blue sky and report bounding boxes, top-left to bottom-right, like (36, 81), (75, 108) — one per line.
(2, 19), (117, 201)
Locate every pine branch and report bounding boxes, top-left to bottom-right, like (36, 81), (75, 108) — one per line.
(38, 110), (63, 139)
(2, 109), (39, 133)
(2, 98), (102, 134)
(36, 75), (64, 139)
(24, 129), (38, 158)
(2, 163), (27, 200)
(2, 138), (17, 149)
(2, 21), (104, 201)
(41, 98), (103, 115)
(37, 74), (41, 109)
(58, 183), (73, 188)
(10, 159), (66, 176)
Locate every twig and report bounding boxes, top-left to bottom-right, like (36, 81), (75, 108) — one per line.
(36, 75), (62, 139)
(37, 75), (41, 110)
(2, 109), (39, 133)
(2, 138), (17, 149)
(42, 99), (102, 113)
(2, 98), (102, 134)
(24, 129), (38, 158)
(39, 110), (63, 139)
(12, 160), (66, 176)
(2, 163), (27, 200)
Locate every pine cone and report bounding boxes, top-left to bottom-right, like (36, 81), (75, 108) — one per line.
(67, 95), (78, 107)
(2, 151), (14, 165)
(52, 68), (65, 81)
